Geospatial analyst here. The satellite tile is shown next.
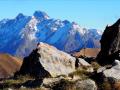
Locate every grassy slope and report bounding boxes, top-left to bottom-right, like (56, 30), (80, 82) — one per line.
(0, 53), (22, 78)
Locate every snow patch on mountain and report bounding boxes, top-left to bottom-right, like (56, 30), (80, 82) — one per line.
(15, 16), (39, 57)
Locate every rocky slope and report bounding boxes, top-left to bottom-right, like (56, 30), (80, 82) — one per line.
(97, 19), (120, 65)
(0, 11), (102, 58)
(0, 54), (22, 79)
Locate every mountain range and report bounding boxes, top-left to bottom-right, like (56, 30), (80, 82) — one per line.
(0, 11), (102, 58)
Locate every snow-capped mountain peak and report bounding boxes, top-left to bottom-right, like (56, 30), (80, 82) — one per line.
(20, 16), (38, 40)
(16, 13), (26, 20)
(0, 10), (102, 58)
(33, 11), (49, 21)
(71, 22), (85, 35)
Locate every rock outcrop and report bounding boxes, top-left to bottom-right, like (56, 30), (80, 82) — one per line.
(97, 19), (120, 65)
(15, 42), (76, 78)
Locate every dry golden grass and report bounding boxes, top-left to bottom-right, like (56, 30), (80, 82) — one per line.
(4, 75), (34, 85)
(91, 61), (101, 71)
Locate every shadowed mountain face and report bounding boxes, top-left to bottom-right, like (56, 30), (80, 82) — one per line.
(97, 19), (120, 65)
(0, 54), (22, 79)
(0, 11), (102, 58)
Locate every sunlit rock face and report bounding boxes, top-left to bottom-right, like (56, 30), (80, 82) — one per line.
(97, 19), (120, 65)
(16, 42), (76, 78)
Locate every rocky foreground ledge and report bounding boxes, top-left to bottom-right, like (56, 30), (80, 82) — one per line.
(0, 41), (120, 90)
(1, 42), (118, 90)
(1, 42), (96, 90)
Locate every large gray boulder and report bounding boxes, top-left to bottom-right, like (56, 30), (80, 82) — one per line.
(16, 42), (76, 78)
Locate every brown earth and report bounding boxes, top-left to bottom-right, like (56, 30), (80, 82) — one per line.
(73, 48), (100, 58)
(114, 82), (120, 90)
(0, 53), (22, 78)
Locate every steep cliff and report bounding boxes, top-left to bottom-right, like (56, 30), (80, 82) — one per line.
(97, 19), (120, 65)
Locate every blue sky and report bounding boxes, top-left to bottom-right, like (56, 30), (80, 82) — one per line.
(0, 0), (120, 30)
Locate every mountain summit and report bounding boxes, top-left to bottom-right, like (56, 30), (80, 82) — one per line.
(33, 11), (49, 20)
(0, 10), (102, 58)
